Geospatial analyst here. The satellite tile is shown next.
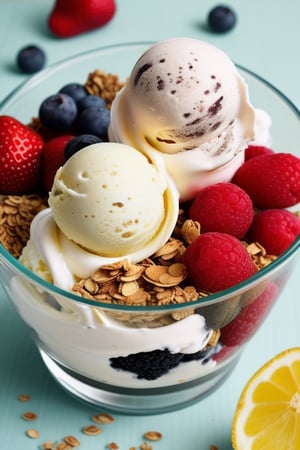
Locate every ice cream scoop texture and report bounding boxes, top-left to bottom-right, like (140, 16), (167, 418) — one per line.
(109, 38), (256, 198)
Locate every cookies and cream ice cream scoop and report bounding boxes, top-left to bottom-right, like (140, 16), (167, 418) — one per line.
(109, 38), (256, 199)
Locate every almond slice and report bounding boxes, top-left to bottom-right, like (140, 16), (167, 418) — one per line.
(121, 280), (139, 296)
(168, 263), (187, 278)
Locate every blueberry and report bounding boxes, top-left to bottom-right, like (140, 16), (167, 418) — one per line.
(76, 106), (111, 139)
(39, 93), (77, 131)
(77, 95), (106, 112)
(59, 83), (88, 103)
(17, 45), (46, 74)
(64, 134), (102, 160)
(208, 5), (237, 33)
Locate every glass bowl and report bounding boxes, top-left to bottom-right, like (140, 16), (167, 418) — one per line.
(0, 42), (299, 415)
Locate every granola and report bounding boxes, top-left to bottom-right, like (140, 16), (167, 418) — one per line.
(0, 194), (47, 258)
(84, 69), (125, 109)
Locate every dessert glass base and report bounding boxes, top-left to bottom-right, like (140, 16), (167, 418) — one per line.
(39, 347), (240, 414)
(0, 42), (299, 414)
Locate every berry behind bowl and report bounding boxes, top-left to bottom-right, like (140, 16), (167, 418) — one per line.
(0, 42), (299, 414)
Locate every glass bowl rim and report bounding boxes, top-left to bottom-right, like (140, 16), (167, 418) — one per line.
(1, 40), (299, 115)
(0, 40), (299, 313)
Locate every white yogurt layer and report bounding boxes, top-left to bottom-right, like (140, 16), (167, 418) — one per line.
(10, 276), (216, 388)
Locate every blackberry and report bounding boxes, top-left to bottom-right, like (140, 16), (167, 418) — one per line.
(110, 345), (222, 380)
(110, 349), (184, 380)
(181, 342), (223, 364)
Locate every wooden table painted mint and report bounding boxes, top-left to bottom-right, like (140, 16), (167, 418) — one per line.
(0, 1), (299, 449)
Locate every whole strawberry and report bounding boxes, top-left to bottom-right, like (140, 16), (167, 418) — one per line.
(189, 182), (254, 239)
(48, 0), (116, 38)
(0, 115), (44, 194)
(248, 209), (300, 255)
(220, 282), (279, 346)
(182, 232), (257, 293)
(41, 134), (74, 193)
(232, 153), (300, 209)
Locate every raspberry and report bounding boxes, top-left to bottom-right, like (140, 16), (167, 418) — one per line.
(220, 282), (279, 346)
(213, 344), (235, 363)
(232, 153), (300, 209)
(189, 182), (254, 239)
(244, 144), (274, 161)
(248, 209), (300, 255)
(182, 232), (257, 293)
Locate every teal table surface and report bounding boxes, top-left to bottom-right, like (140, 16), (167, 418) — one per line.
(0, 1), (299, 449)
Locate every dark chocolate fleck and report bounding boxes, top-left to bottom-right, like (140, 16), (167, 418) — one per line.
(210, 121), (221, 131)
(214, 82), (221, 92)
(208, 96), (223, 116)
(186, 117), (203, 126)
(134, 63), (152, 86)
(157, 78), (165, 91)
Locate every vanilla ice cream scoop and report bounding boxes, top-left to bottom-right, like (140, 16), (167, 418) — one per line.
(48, 142), (178, 265)
(109, 38), (256, 199)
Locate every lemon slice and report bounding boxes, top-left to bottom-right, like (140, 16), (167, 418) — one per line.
(232, 347), (300, 450)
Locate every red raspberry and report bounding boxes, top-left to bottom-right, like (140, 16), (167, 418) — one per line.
(220, 282), (279, 346)
(248, 209), (300, 255)
(244, 144), (274, 161)
(189, 182), (254, 239)
(232, 153), (300, 209)
(213, 344), (235, 363)
(182, 232), (257, 293)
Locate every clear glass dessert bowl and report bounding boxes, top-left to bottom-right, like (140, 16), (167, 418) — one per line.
(0, 42), (299, 415)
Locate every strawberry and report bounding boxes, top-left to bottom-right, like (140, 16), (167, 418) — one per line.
(0, 115), (44, 194)
(189, 182), (254, 239)
(182, 232), (257, 293)
(232, 152), (300, 209)
(41, 134), (74, 193)
(48, 0), (116, 38)
(220, 282), (279, 346)
(248, 209), (300, 256)
(244, 144), (274, 161)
